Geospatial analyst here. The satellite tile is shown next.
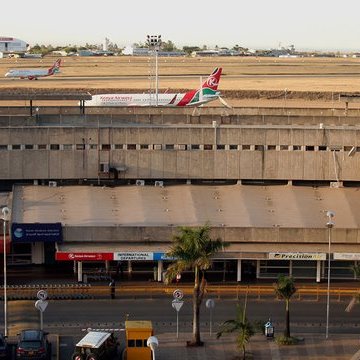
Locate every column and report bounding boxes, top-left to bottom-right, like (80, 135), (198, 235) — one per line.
(256, 260), (260, 279)
(237, 259), (242, 282)
(128, 260), (132, 274)
(316, 260), (321, 283)
(77, 261), (83, 283)
(157, 260), (163, 282)
(105, 260), (110, 274)
(289, 260), (293, 276)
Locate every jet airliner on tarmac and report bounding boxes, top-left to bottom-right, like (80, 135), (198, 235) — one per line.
(85, 67), (229, 107)
(5, 59), (61, 80)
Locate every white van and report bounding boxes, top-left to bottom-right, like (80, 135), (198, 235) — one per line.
(72, 331), (118, 360)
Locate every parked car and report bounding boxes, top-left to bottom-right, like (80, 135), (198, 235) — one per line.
(16, 329), (51, 360)
(0, 333), (8, 359)
(72, 331), (118, 360)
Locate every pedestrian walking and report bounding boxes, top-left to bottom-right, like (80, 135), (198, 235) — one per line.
(109, 278), (116, 299)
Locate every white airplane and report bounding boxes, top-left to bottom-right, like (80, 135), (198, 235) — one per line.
(5, 58), (61, 80)
(85, 67), (230, 107)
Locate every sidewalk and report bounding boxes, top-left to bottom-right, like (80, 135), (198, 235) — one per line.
(154, 331), (360, 360)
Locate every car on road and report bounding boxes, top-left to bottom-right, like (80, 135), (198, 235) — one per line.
(72, 331), (118, 360)
(0, 333), (8, 359)
(16, 329), (51, 360)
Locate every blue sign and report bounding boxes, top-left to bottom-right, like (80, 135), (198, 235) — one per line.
(11, 223), (63, 243)
(153, 252), (174, 261)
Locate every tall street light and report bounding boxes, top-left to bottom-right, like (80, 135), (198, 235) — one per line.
(146, 35), (161, 106)
(325, 210), (335, 339)
(1, 207), (10, 337)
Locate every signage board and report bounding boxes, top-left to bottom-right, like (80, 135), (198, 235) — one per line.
(35, 300), (48, 313)
(206, 299), (215, 309)
(113, 252), (153, 261)
(269, 252), (326, 261)
(55, 252), (113, 261)
(172, 300), (184, 312)
(37, 290), (48, 301)
(153, 252), (174, 261)
(12, 223), (63, 243)
(334, 253), (360, 261)
(173, 289), (184, 300)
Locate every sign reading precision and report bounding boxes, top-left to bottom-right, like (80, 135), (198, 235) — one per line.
(269, 252), (326, 261)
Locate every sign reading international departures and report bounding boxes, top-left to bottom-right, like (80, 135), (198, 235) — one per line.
(11, 223), (63, 243)
(55, 251), (174, 261)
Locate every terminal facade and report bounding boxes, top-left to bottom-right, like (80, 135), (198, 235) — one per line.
(2, 105), (360, 282)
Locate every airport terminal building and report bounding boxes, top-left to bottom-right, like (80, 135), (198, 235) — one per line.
(2, 105), (360, 282)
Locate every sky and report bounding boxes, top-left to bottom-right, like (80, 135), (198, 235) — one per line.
(2, 0), (360, 51)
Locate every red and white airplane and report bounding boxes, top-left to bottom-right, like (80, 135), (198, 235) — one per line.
(85, 67), (229, 107)
(5, 59), (61, 80)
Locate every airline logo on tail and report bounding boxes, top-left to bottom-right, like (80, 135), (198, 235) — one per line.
(48, 59), (61, 75)
(176, 67), (222, 106)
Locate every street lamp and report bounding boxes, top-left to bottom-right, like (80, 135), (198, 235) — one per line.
(146, 35), (161, 106)
(147, 336), (159, 360)
(1, 207), (10, 337)
(325, 210), (335, 339)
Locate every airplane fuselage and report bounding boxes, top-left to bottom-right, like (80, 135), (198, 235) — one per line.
(85, 91), (220, 107)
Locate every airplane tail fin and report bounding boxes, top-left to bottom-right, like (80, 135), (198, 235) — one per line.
(176, 68), (222, 107)
(48, 59), (61, 75)
(201, 67), (222, 91)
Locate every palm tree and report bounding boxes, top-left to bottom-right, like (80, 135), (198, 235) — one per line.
(217, 295), (254, 359)
(274, 275), (297, 338)
(165, 224), (228, 346)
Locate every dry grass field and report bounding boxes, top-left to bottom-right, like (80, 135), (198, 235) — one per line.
(1, 55), (360, 107)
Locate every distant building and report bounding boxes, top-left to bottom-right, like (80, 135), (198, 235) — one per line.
(0, 37), (28, 53)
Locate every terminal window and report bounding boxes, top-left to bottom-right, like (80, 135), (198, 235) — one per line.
(50, 144), (60, 150)
(38, 144), (47, 150)
(229, 144), (238, 150)
(204, 144), (213, 150)
(25, 144), (34, 150)
(0, 145), (7, 150)
(217, 144), (226, 150)
(76, 144), (85, 150)
(12, 144), (21, 150)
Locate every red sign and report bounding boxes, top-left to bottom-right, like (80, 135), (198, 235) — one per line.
(56, 252), (114, 261)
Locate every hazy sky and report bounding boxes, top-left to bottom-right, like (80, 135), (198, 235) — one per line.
(2, 0), (360, 51)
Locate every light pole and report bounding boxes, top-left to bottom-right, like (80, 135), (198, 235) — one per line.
(146, 35), (161, 106)
(1, 207), (10, 337)
(325, 210), (335, 339)
(147, 336), (159, 360)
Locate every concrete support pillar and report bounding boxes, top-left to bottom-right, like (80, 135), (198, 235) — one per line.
(127, 260), (132, 274)
(237, 259), (242, 282)
(316, 260), (321, 283)
(289, 260), (293, 276)
(105, 260), (110, 273)
(77, 261), (83, 283)
(256, 260), (260, 279)
(157, 260), (163, 282)
(73, 261), (77, 274)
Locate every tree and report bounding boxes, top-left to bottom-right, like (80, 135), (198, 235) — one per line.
(273, 275), (296, 338)
(165, 224), (228, 346)
(217, 295), (254, 360)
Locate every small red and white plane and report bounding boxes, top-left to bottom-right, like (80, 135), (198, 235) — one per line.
(5, 58), (61, 80)
(85, 67), (228, 107)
